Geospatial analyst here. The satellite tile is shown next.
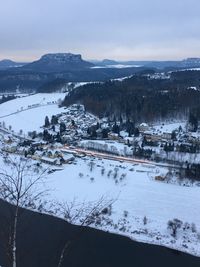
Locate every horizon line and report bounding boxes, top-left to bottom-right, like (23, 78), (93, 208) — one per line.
(0, 54), (200, 63)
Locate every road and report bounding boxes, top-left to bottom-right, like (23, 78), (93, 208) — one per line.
(62, 145), (181, 170)
(0, 124), (183, 170)
(0, 103), (57, 119)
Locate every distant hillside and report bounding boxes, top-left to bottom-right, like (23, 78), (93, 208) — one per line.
(90, 58), (200, 69)
(0, 200), (200, 267)
(0, 59), (26, 70)
(37, 67), (151, 93)
(0, 66), (149, 93)
(63, 70), (200, 122)
(1, 53), (200, 93)
(21, 53), (94, 72)
(181, 58), (200, 68)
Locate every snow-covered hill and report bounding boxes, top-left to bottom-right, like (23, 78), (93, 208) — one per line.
(1, 153), (200, 256)
(0, 93), (66, 133)
(46, 156), (200, 257)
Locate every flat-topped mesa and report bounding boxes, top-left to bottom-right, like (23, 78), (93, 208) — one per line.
(40, 53), (83, 63)
(21, 53), (94, 72)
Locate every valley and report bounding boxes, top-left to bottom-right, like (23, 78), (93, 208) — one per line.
(0, 73), (200, 261)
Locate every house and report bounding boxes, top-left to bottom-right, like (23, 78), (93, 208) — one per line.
(138, 123), (149, 133)
(54, 150), (63, 158)
(3, 145), (17, 153)
(32, 141), (46, 149)
(62, 155), (75, 164)
(4, 136), (13, 144)
(188, 132), (200, 144)
(17, 147), (25, 155)
(108, 133), (120, 141)
(143, 131), (162, 142)
(40, 156), (58, 165)
(155, 175), (165, 181)
(31, 154), (41, 161)
(162, 132), (172, 141)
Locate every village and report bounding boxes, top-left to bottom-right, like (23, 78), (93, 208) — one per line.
(0, 103), (200, 179)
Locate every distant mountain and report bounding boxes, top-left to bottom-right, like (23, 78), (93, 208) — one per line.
(2, 52), (200, 93)
(90, 59), (142, 67)
(90, 58), (200, 69)
(21, 53), (94, 72)
(0, 59), (26, 70)
(180, 58), (200, 68)
(90, 59), (180, 69)
(102, 59), (119, 65)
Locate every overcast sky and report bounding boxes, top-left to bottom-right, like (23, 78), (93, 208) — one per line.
(0, 0), (199, 61)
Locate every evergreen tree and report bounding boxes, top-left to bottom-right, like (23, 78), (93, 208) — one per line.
(189, 112), (198, 132)
(44, 116), (50, 127)
(102, 128), (109, 138)
(51, 115), (58, 125)
(91, 129), (97, 138)
(171, 131), (177, 141)
(112, 122), (120, 134)
(60, 122), (66, 133)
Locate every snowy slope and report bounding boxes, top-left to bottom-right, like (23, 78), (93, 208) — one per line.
(45, 156), (200, 256)
(0, 93), (65, 116)
(1, 105), (65, 133)
(1, 153), (200, 256)
(0, 93), (66, 133)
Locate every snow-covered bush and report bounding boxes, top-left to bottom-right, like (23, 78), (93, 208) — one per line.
(143, 216), (148, 225)
(168, 218), (183, 237)
(79, 172), (84, 178)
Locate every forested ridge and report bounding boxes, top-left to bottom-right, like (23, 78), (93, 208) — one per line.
(62, 71), (200, 122)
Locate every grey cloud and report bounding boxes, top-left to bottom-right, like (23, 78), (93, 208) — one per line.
(0, 0), (199, 60)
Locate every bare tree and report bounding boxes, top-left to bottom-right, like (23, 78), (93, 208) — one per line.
(56, 197), (114, 267)
(0, 155), (48, 267)
(167, 218), (183, 238)
(88, 161), (95, 172)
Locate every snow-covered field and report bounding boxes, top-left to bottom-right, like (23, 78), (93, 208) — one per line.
(0, 93), (66, 133)
(1, 147), (200, 256)
(39, 156), (200, 256)
(3, 154), (197, 256)
(153, 122), (186, 133)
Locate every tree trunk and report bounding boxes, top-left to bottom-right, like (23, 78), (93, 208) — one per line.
(57, 241), (71, 267)
(12, 205), (19, 267)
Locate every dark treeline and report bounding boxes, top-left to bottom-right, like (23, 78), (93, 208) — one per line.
(62, 71), (200, 122)
(38, 78), (68, 93)
(0, 66), (149, 92)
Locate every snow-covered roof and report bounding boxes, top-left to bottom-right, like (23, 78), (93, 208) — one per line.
(41, 156), (57, 163)
(140, 123), (149, 127)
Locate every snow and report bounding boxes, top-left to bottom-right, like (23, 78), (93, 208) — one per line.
(0, 93), (66, 133)
(0, 93), (65, 117)
(80, 140), (133, 156)
(153, 122), (186, 134)
(1, 95), (200, 256)
(188, 86), (198, 91)
(44, 156), (200, 256)
(1, 149), (200, 256)
(1, 105), (65, 133)
(91, 64), (142, 69)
